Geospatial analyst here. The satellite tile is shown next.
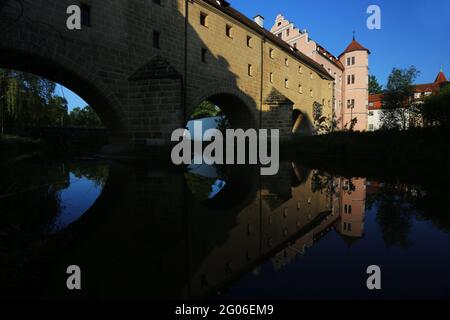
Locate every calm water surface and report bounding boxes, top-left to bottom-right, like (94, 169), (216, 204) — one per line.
(1, 157), (449, 299)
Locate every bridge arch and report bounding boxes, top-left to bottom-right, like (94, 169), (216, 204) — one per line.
(292, 108), (314, 135)
(188, 85), (258, 130)
(0, 47), (127, 143)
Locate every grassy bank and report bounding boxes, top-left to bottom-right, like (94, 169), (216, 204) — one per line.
(282, 127), (450, 184)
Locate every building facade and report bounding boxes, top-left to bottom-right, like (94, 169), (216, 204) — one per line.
(368, 69), (449, 131)
(271, 14), (370, 131)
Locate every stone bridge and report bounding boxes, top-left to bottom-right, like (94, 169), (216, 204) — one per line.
(0, 0), (334, 155)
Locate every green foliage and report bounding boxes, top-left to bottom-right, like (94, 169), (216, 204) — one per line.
(381, 66), (420, 130)
(190, 100), (222, 120)
(67, 106), (103, 128)
(0, 69), (102, 129)
(369, 75), (383, 94)
(419, 84), (450, 127)
(184, 172), (217, 201)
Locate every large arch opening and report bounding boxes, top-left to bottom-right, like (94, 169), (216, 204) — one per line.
(0, 53), (122, 280)
(184, 93), (258, 210)
(0, 49), (126, 142)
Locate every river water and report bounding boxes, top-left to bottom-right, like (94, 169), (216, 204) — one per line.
(1, 156), (450, 299)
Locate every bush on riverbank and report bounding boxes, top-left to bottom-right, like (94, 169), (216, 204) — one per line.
(282, 126), (450, 184)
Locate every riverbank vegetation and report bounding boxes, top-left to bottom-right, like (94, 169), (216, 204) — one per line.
(283, 126), (450, 184)
(0, 69), (103, 131)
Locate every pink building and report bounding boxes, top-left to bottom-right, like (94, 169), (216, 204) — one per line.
(271, 14), (370, 131)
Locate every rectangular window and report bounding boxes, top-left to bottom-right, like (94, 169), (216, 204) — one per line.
(349, 205), (352, 214)
(344, 205), (348, 214)
(352, 74), (355, 84)
(269, 72), (274, 83)
(347, 99), (355, 109)
(248, 64), (253, 77)
(352, 56), (355, 65)
(269, 48), (274, 59)
(246, 36), (252, 47)
(226, 24), (233, 38)
(347, 75), (351, 85)
(347, 57), (351, 66)
(201, 48), (207, 63)
(153, 31), (160, 49)
(200, 12), (208, 27)
(286, 28), (290, 37)
(80, 3), (91, 27)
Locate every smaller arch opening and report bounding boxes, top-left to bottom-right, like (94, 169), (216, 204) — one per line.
(292, 109), (313, 135)
(184, 93), (257, 207)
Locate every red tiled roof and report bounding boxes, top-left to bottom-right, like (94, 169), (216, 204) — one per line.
(369, 93), (383, 102)
(338, 39), (370, 58)
(414, 83), (440, 93)
(435, 71), (448, 83)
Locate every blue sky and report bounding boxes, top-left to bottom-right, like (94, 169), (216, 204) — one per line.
(61, 0), (450, 110)
(231, 0), (450, 85)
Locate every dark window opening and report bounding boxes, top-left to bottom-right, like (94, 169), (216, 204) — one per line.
(152, 0), (162, 5)
(153, 31), (160, 49)
(247, 36), (252, 47)
(201, 48), (207, 63)
(226, 25), (233, 38)
(80, 3), (91, 27)
(200, 12), (208, 27)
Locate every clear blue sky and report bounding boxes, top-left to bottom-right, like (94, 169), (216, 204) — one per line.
(62, 0), (450, 110)
(232, 0), (450, 85)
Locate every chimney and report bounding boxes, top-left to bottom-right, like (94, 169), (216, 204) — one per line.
(253, 15), (264, 28)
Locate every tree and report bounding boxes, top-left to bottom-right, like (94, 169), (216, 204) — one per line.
(369, 75), (383, 94)
(190, 100), (222, 120)
(381, 66), (420, 130)
(419, 84), (450, 127)
(68, 105), (103, 128)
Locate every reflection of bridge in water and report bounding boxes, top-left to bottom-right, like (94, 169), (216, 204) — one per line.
(32, 162), (366, 299)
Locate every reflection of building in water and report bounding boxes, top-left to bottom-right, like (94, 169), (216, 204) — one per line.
(188, 163), (332, 297)
(187, 164), (369, 298)
(333, 177), (366, 242)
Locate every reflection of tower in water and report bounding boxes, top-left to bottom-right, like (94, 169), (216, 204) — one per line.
(333, 177), (366, 243)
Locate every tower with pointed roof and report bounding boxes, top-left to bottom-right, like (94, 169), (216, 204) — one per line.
(435, 68), (448, 84)
(271, 16), (370, 131)
(338, 37), (370, 131)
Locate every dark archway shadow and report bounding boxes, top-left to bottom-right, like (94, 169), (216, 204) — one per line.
(292, 108), (314, 136)
(0, 50), (126, 143)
